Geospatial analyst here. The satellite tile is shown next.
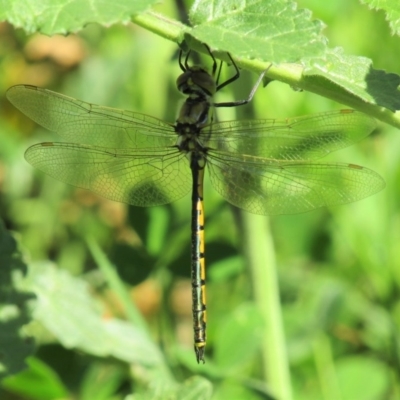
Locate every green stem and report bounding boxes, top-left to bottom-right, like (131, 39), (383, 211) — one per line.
(230, 59), (400, 129)
(240, 212), (292, 400)
(86, 241), (174, 382)
(132, 11), (186, 43)
(313, 333), (342, 400)
(86, 236), (148, 332)
(132, 11), (400, 130)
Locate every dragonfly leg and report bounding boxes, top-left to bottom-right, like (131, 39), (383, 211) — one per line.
(178, 49), (192, 72)
(215, 63), (273, 108)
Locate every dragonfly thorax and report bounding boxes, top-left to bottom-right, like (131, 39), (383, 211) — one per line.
(175, 97), (210, 165)
(176, 97), (211, 128)
(175, 107), (209, 155)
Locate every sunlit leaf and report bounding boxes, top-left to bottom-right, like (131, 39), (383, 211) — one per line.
(305, 48), (400, 111)
(0, 0), (158, 35)
(189, 0), (327, 62)
(360, 0), (400, 36)
(27, 262), (162, 366)
(133, 376), (212, 400)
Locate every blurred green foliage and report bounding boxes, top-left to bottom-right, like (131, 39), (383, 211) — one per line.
(0, 0), (399, 399)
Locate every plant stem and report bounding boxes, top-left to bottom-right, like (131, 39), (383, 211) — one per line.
(313, 333), (342, 400)
(132, 11), (186, 43)
(240, 212), (292, 400)
(86, 236), (148, 332)
(131, 11), (400, 130)
(86, 238), (176, 382)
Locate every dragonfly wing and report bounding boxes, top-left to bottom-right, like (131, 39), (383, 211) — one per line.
(26, 143), (191, 206)
(207, 151), (385, 215)
(205, 110), (376, 161)
(7, 85), (176, 149)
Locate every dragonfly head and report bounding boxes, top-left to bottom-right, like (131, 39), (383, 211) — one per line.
(177, 66), (216, 99)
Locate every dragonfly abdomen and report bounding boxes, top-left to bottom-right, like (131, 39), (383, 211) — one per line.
(190, 164), (206, 364)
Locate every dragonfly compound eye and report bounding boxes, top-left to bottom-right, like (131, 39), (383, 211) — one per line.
(176, 66), (216, 97)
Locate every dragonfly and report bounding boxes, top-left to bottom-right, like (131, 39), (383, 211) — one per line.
(7, 49), (385, 363)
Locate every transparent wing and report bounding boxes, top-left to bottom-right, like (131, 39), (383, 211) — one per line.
(205, 110), (376, 161)
(207, 150), (385, 215)
(25, 142), (191, 206)
(7, 85), (176, 149)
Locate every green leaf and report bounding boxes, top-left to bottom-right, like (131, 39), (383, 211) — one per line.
(80, 362), (125, 400)
(0, 220), (35, 380)
(214, 303), (264, 372)
(212, 381), (263, 400)
(175, 377), (213, 400)
(336, 356), (390, 400)
(254, 54), (400, 129)
(2, 0), (400, 127)
(133, 376), (213, 400)
(305, 48), (400, 111)
(184, 1), (400, 126)
(189, 0), (327, 63)
(360, 0), (400, 36)
(208, 256), (243, 283)
(0, 0), (158, 35)
(27, 262), (162, 366)
(1, 357), (68, 400)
